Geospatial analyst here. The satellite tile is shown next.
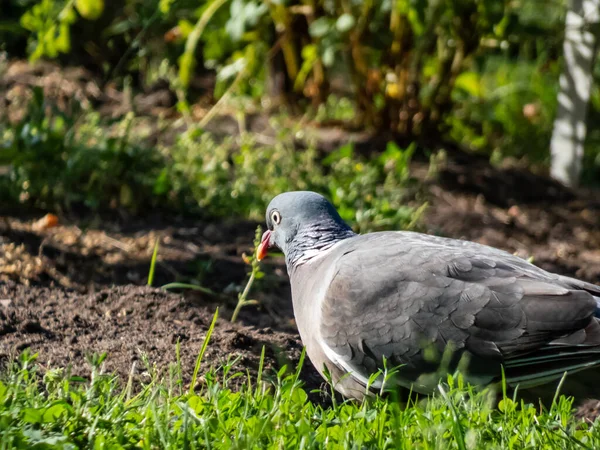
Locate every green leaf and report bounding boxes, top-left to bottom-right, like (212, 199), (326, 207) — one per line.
(74, 0), (104, 20)
(217, 58), (246, 82)
(179, 0), (230, 88)
(309, 17), (332, 38)
(159, 0), (176, 15)
(322, 46), (335, 67)
(22, 407), (43, 424)
(498, 398), (515, 413)
(23, 428), (73, 447)
(454, 72), (482, 98)
(161, 282), (218, 296)
(336, 14), (355, 33)
(188, 395), (203, 412)
(42, 401), (72, 423)
(68, 376), (87, 383)
(295, 44), (318, 91)
(301, 43), (317, 60)
(323, 143), (354, 165)
(190, 309), (219, 394)
(177, 20), (194, 39)
(178, 53), (196, 88)
(153, 168), (171, 195)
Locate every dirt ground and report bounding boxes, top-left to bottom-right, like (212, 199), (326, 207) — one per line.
(0, 281), (326, 397)
(0, 214), (326, 395)
(2, 60), (600, 417)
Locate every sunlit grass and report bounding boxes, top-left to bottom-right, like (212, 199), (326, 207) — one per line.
(2, 345), (600, 449)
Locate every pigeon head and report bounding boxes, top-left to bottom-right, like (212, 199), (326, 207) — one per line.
(257, 191), (355, 268)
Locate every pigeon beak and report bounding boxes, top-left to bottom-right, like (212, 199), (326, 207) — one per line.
(257, 230), (272, 261)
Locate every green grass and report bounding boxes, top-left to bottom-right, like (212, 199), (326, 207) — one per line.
(2, 347), (600, 449)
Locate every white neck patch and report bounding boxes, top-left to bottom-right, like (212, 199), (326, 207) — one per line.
(293, 239), (347, 267)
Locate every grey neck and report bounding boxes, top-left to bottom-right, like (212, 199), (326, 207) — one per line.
(286, 221), (356, 270)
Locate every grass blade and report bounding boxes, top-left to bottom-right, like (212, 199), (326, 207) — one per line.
(190, 308), (219, 395)
(161, 282), (218, 296)
(438, 384), (467, 450)
(147, 239), (160, 286)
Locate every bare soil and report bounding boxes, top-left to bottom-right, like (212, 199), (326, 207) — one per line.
(0, 281), (325, 398)
(0, 214), (325, 397)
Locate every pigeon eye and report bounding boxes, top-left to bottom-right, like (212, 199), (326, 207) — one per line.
(271, 210), (281, 225)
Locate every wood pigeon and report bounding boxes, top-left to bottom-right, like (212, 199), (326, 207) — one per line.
(257, 191), (600, 401)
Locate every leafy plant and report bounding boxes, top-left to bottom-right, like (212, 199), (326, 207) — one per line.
(0, 87), (178, 212)
(20, 0), (77, 61)
(231, 225), (263, 323)
(172, 0), (514, 137)
(0, 85), (426, 231)
(12, 0), (566, 143)
(167, 123), (424, 232)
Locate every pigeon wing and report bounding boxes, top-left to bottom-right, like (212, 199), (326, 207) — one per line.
(318, 232), (600, 394)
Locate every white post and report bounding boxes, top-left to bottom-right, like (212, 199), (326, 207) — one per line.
(550, 0), (600, 187)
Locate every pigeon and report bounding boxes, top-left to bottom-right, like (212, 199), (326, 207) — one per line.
(257, 191), (600, 401)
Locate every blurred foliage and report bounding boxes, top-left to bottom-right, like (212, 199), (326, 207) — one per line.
(0, 87), (422, 231)
(0, 2), (562, 105)
(449, 56), (560, 166)
(20, 0), (76, 60)
(2, 0), (600, 186)
(0, 87), (178, 212)
(167, 120), (423, 232)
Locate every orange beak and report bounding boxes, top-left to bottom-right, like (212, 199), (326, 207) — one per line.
(257, 230), (272, 261)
